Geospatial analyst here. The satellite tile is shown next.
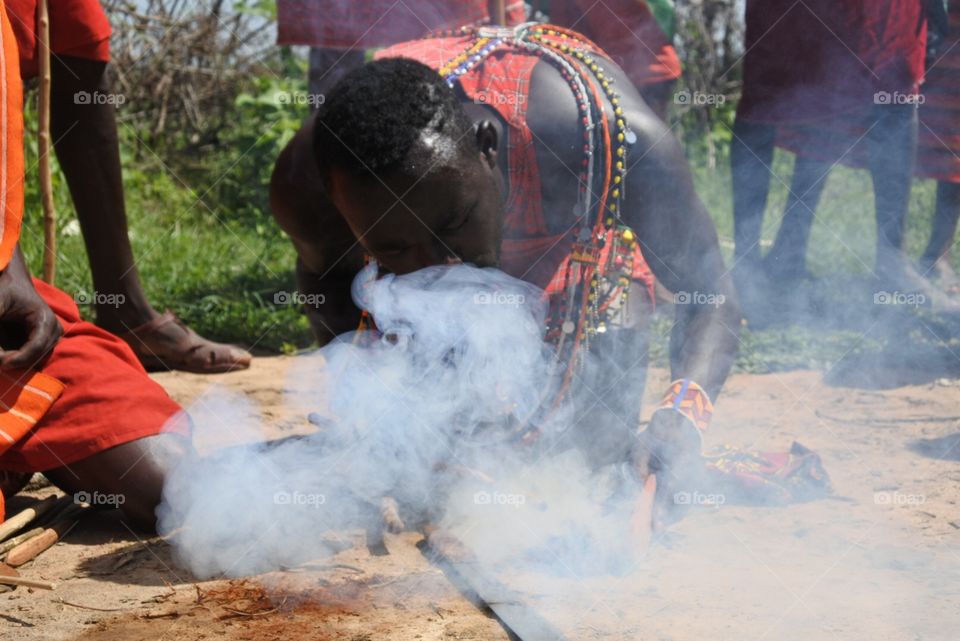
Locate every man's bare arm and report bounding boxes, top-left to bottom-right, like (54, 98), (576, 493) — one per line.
(624, 112), (741, 400)
(270, 125), (365, 345)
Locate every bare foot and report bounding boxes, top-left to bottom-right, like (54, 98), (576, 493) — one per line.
(114, 311), (252, 374)
(917, 257), (960, 295)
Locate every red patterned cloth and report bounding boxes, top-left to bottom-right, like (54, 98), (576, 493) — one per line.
(5, 0), (111, 78)
(277, 0), (526, 50)
(915, 3), (960, 183)
(549, 0), (681, 88)
(374, 31), (656, 301)
(704, 442), (832, 505)
(738, 0), (926, 125)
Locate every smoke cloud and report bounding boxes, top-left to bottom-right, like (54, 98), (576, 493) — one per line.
(157, 263), (640, 579)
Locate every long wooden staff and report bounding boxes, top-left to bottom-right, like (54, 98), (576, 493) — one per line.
(493, 0), (506, 25)
(38, 0), (56, 284)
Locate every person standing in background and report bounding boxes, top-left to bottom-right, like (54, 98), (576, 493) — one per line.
(730, 0), (931, 318)
(916, 1), (960, 288)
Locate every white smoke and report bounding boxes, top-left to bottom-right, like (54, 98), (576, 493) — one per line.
(157, 263), (640, 579)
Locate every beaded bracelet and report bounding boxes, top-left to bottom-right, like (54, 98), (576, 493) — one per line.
(655, 379), (714, 432)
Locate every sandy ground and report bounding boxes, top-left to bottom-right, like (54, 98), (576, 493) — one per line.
(2, 355), (959, 640)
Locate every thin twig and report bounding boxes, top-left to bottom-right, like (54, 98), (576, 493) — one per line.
(56, 598), (129, 612)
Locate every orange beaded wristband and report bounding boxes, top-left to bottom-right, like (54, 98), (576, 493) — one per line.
(656, 379), (714, 431)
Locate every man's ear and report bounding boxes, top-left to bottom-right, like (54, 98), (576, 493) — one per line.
(475, 120), (499, 169)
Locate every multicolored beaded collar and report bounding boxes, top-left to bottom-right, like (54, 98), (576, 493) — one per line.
(434, 23), (642, 411)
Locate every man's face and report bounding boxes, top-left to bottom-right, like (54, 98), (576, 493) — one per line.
(329, 141), (504, 275)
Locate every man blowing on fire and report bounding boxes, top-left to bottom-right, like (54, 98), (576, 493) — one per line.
(270, 25), (740, 508)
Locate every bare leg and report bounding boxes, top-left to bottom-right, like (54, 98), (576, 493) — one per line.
(764, 155), (831, 283)
(44, 433), (190, 532)
(919, 181), (960, 283)
(731, 118), (775, 270)
(731, 118), (777, 321)
(868, 103), (921, 285)
(50, 56), (151, 329)
(50, 55), (251, 372)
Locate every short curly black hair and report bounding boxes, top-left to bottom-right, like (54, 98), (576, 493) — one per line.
(313, 57), (475, 182)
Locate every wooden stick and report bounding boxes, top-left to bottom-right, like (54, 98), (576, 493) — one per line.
(0, 527), (44, 556)
(0, 495), (59, 543)
(38, 0), (56, 284)
(6, 520), (75, 567)
(0, 574), (56, 590)
(632, 474), (657, 550)
(493, 0), (506, 25)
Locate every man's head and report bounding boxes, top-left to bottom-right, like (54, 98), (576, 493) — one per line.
(314, 57), (505, 275)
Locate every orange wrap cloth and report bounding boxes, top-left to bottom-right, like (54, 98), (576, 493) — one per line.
(0, 0), (24, 272)
(0, 369), (63, 453)
(5, 0), (111, 78)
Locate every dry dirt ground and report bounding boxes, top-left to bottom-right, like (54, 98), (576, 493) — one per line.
(2, 355), (959, 641)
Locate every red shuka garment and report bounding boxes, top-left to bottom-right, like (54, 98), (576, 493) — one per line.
(915, 3), (960, 183)
(5, 0), (111, 78)
(738, 0), (927, 125)
(738, 0), (928, 168)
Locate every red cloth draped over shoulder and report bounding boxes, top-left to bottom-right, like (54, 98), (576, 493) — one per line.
(549, 0), (681, 87)
(374, 31), (655, 301)
(5, 0), (111, 78)
(276, 0), (527, 49)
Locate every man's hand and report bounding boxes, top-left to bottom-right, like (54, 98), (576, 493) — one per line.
(632, 410), (702, 482)
(0, 249), (62, 369)
(630, 410), (705, 533)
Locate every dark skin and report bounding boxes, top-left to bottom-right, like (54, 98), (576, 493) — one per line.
(919, 181), (960, 286)
(271, 55), (741, 486)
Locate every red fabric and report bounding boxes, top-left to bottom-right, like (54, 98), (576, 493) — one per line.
(916, 3), (960, 183)
(738, 0), (927, 125)
(5, 0), (111, 78)
(549, 0), (681, 87)
(0, 279), (184, 473)
(276, 0), (526, 49)
(376, 31), (655, 299)
(0, 0), (25, 272)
